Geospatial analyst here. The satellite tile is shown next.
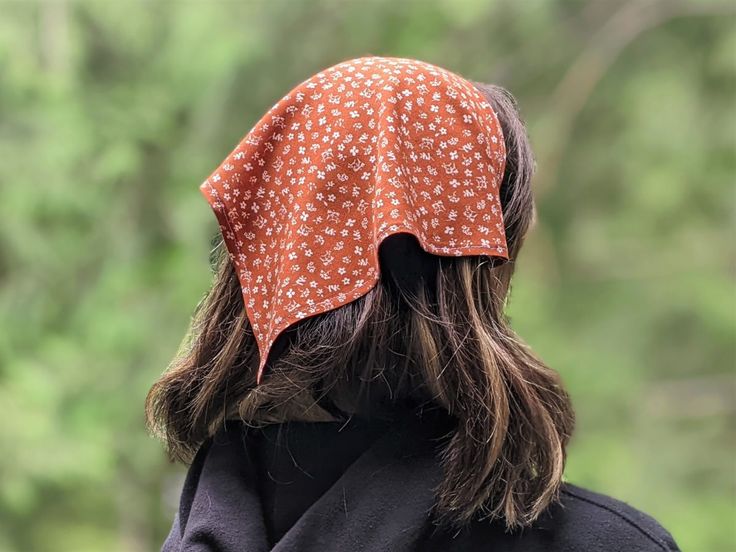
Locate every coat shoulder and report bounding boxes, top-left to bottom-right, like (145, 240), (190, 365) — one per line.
(544, 483), (681, 552)
(420, 483), (680, 552)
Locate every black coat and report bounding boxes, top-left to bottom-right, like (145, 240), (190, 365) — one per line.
(162, 409), (680, 552)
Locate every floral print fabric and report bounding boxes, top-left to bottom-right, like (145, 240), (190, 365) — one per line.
(200, 56), (508, 383)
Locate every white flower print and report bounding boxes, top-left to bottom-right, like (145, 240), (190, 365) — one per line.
(200, 56), (508, 383)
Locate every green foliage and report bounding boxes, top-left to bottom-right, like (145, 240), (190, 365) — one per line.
(0, 1), (733, 550)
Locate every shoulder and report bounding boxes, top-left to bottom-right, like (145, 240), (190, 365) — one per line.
(422, 483), (680, 552)
(539, 483), (681, 552)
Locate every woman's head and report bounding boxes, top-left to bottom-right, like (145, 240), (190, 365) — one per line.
(146, 63), (574, 530)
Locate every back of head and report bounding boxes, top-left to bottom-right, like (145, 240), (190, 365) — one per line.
(146, 69), (575, 531)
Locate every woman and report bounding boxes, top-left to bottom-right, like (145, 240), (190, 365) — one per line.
(147, 56), (680, 551)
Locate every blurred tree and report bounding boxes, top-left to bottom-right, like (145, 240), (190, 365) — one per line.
(0, 1), (733, 551)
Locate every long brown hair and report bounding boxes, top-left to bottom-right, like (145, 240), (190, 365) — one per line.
(146, 82), (575, 530)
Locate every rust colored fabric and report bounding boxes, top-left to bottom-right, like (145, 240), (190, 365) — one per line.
(200, 56), (508, 383)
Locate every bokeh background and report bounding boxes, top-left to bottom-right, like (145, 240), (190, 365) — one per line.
(1, 0), (734, 550)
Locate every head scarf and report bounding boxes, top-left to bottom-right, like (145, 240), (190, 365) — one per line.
(200, 56), (508, 383)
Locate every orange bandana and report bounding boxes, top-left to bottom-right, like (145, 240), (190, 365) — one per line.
(200, 56), (508, 383)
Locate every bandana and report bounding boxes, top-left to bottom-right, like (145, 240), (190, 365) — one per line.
(200, 56), (508, 383)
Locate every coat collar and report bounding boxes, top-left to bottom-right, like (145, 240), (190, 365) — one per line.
(165, 408), (455, 552)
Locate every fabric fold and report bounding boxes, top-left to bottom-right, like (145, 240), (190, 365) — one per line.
(163, 410), (454, 552)
(163, 424), (270, 552)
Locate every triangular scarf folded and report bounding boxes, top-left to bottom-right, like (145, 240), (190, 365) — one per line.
(199, 56), (509, 383)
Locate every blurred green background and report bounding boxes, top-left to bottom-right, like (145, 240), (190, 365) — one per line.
(0, 0), (734, 550)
